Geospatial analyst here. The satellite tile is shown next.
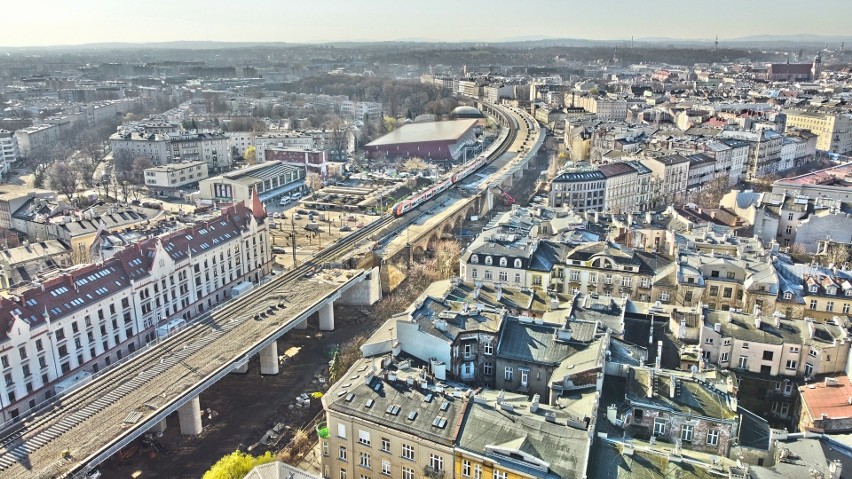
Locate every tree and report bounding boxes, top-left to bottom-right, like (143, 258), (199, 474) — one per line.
(201, 451), (274, 479)
(324, 118), (350, 158)
(694, 176), (729, 209)
(306, 172), (323, 193)
(113, 149), (135, 181)
(402, 157), (429, 173)
(547, 153), (563, 181)
(46, 161), (79, 202)
(22, 147), (52, 188)
(131, 156), (154, 185)
(77, 132), (105, 187)
(434, 240), (461, 279)
(820, 243), (850, 268)
(243, 146), (257, 165)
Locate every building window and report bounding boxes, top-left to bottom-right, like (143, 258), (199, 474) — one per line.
(429, 454), (443, 471)
(727, 272), (736, 279)
(705, 338), (713, 344)
(498, 271), (508, 282)
(783, 292), (792, 300)
(483, 343), (493, 355)
(493, 470), (507, 479)
(338, 423), (346, 439)
(340, 469), (347, 479)
(720, 352), (729, 362)
(660, 291), (670, 302)
(514, 273), (521, 283)
(484, 270), (493, 280)
(591, 273), (598, 284)
(810, 299), (818, 310)
(504, 367), (513, 381)
(484, 256), (493, 266)
(462, 460), (470, 477)
(484, 363), (492, 376)
(826, 301), (834, 312)
(499, 258), (507, 267)
(359, 452), (370, 469)
(514, 259), (522, 268)
(571, 270), (580, 281)
(762, 351), (773, 361)
(401, 444), (414, 461)
(339, 446), (347, 461)
(471, 268), (478, 279)
(381, 459), (391, 476)
(723, 288), (733, 298)
(653, 418), (667, 436)
(707, 429), (720, 446)
(473, 465), (482, 479)
(622, 277), (632, 287)
(471, 255), (479, 264)
(381, 437), (390, 452)
(402, 467), (414, 479)
(709, 286), (719, 296)
(786, 360), (798, 370)
(358, 430), (371, 446)
(681, 425), (694, 442)
(738, 356), (748, 369)
(809, 349), (818, 358)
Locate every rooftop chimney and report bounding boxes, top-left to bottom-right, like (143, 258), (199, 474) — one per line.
(530, 394), (540, 413)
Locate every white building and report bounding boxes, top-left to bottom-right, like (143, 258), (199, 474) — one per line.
(143, 161), (209, 198)
(110, 131), (232, 172)
(0, 130), (19, 178)
(0, 198), (271, 424)
(198, 161), (306, 205)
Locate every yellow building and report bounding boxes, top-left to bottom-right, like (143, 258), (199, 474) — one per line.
(785, 109), (852, 155)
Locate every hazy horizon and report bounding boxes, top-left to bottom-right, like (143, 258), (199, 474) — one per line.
(2, 0), (851, 48)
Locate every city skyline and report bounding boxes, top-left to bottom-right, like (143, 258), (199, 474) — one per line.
(2, 0), (851, 47)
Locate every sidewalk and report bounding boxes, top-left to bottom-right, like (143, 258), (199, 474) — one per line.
(295, 441), (322, 475)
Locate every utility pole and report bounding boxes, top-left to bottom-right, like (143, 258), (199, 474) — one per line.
(290, 215), (297, 268)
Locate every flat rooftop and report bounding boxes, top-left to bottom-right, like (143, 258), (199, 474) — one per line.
(800, 376), (852, 422)
(366, 119), (477, 146)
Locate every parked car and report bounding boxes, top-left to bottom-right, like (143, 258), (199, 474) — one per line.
(272, 246), (287, 254)
(340, 225), (352, 232)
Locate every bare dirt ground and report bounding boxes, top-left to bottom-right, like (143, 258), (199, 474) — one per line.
(98, 305), (373, 479)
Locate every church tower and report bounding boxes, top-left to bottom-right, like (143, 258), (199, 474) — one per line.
(811, 52), (822, 80)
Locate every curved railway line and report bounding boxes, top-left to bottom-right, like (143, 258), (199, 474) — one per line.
(0, 103), (520, 479)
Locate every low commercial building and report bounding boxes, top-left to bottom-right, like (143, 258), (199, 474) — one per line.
(364, 119), (479, 162)
(198, 161), (305, 205)
(143, 161), (209, 198)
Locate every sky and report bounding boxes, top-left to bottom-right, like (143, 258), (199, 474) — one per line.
(1, 0), (850, 47)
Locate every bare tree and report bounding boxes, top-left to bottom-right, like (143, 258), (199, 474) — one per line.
(820, 243), (850, 268)
(76, 132), (105, 187)
(46, 161), (79, 202)
(434, 240), (461, 279)
(323, 118), (350, 158)
(547, 153), (563, 181)
(131, 156), (154, 185)
(695, 176), (729, 209)
(22, 147), (52, 188)
(112, 149), (135, 181)
(306, 172), (323, 192)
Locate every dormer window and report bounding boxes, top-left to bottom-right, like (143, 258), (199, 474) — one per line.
(846, 289), (852, 297)
(485, 256), (493, 266)
(499, 258), (508, 267)
(783, 291), (792, 300)
(471, 255), (479, 264)
(809, 285), (819, 293)
(514, 259), (522, 269)
(827, 286), (837, 295)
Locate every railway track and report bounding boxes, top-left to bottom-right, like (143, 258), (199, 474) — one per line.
(0, 104), (522, 478)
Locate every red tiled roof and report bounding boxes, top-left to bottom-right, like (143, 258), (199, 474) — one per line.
(800, 376), (852, 421)
(1, 201), (263, 342)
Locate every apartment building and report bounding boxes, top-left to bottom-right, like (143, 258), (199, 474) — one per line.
(0, 130), (19, 170)
(640, 155), (690, 205)
(0, 198), (271, 424)
(785, 109), (852, 155)
(718, 129), (784, 180)
(455, 389), (592, 479)
(570, 94), (628, 121)
(616, 366), (739, 456)
(549, 170), (607, 212)
(599, 162), (646, 214)
(109, 131), (231, 172)
(698, 310), (849, 423)
(321, 357), (462, 479)
(706, 139), (748, 186)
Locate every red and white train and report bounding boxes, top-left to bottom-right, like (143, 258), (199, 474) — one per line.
(390, 128), (510, 217)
